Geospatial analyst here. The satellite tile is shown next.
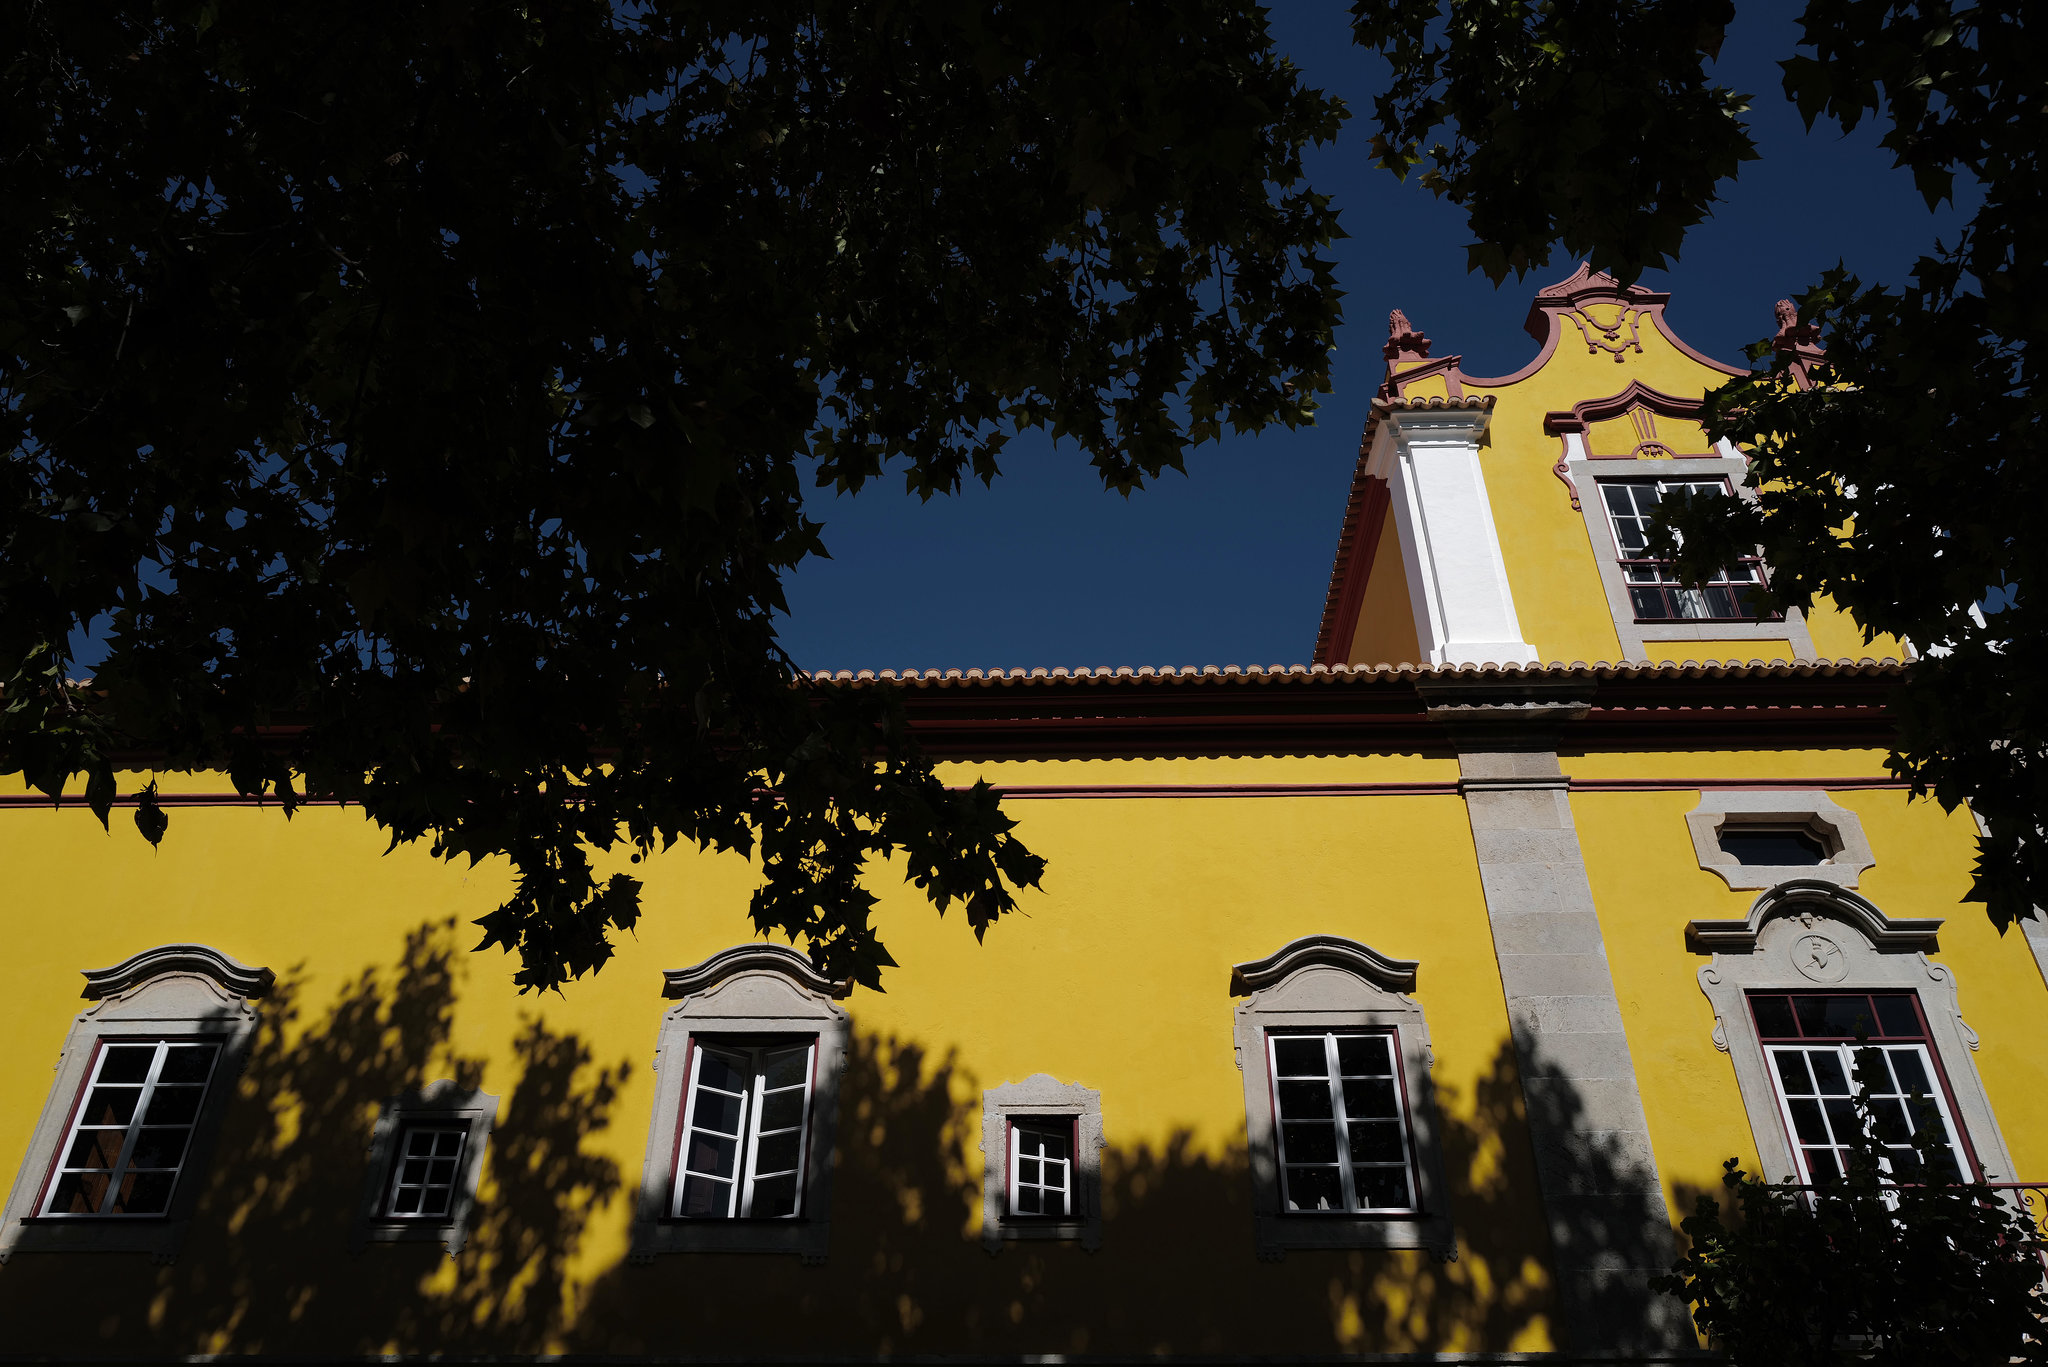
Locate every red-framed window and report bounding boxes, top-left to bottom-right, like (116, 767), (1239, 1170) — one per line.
(1599, 479), (1777, 622)
(1747, 991), (1973, 1183)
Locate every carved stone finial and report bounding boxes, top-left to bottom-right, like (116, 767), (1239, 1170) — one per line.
(1771, 297), (1827, 390)
(1384, 308), (1432, 361)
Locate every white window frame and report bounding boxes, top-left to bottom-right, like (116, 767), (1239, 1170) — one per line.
(1, 944), (271, 1263)
(1761, 1036), (1969, 1183)
(630, 945), (850, 1263)
(1562, 440), (1816, 661)
(35, 1038), (225, 1222)
(1690, 881), (2018, 1185)
(1230, 935), (1455, 1259)
(1006, 1116), (1076, 1219)
(350, 1079), (498, 1256)
(1266, 1029), (1424, 1216)
(671, 1038), (816, 1221)
(978, 1075), (1104, 1253)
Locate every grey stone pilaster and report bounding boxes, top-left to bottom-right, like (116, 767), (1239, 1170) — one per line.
(1458, 748), (1690, 1353)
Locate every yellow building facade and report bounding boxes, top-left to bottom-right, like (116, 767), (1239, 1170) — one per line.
(2, 269), (2039, 1363)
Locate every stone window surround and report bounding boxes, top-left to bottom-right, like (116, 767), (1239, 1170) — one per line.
(978, 1075), (1105, 1254)
(1565, 440), (1817, 662)
(628, 944), (851, 1265)
(1691, 880), (2017, 1184)
(350, 1080), (499, 1256)
(1230, 934), (1456, 1260)
(1686, 789), (1876, 891)
(0, 944), (274, 1264)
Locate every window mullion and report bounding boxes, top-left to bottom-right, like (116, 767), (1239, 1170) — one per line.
(737, 1051), (766, 1219)
(102, 1042), (168, 1216)
(1325, 1034), (1359, 1213)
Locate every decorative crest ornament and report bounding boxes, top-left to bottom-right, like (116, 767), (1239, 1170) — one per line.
(1771, 298), (1827, 390)
(1384, 308), (1433, 361)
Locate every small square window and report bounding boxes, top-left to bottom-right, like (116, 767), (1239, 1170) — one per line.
(351, 1082), (497, 1255)
(1007, 1118), (1075, 1219)
(384, 1124), (468, 1219)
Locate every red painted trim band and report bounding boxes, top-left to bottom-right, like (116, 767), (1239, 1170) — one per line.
(0, 776), (1910, 812)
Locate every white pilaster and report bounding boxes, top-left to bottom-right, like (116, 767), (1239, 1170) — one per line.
(1370, 407), (1540, 667)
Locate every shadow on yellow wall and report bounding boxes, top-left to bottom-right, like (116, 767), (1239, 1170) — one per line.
(0, 924), (1570, 1357)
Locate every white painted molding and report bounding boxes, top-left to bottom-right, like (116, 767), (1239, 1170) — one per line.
(661, 942), (851, 1001)
(82, 943), (274, 1001)
(1368, 407), (1540, 668)
(1689, 879), (1940, 954)
(1684, 791), (1877, 891)
(1231, 934), (1420, 996)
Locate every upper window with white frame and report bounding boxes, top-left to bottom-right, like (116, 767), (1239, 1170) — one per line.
(673, 1038), (816, 1221)
(1599, 479), (1773, 623)
(1268, 1030), (1420, 1216)
(40, 1038), (222, 1220)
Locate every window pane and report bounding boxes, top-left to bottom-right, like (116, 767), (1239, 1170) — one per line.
(685, 1133), (738, 1179)
(98, 1046), (156, 1085)
(750, 1174), (799, 1218)
(1272, 1038), (1327, 1078)
(1040, 1189), (1066, 1218)
(1752, 996), (1800, 1039)
(1016, 1186), (1041, 1215)
(48, 1172), (109, 1215)
(1276, 1080), (1333, 1120)
(1356, 1168), (1412, 1210)
(1788, 1098), (1829, 1145)
(753, 1131), (801, 1177)
(1889, 1048), (1933, 1096)
(689, 1089), (743, 1137)
(1281, 1122), (1339, 1164)
(111, 1171), (174, 1215)
(1807, 1047), (1848, 1093)
(128, 1129), (191, 1170)
(695, 1053), (748, 1094)
(157, 1046), (217, 1085)
(1718, 829), (1827, 866)
(82, 1086), (141, 1127)
(762, 1047), (809, 1091)
(143, 1086), (204, 1127)
(758, 1089), (805, 1132)
(679, 1174), (731, 1218)
(1335, 1035), (1392, 1077)
(65, 1130), (124, 1170)
(1824, 997), (1879, 1038)
(1036, 1130), (1070, 1162)
(1772, 1050), (1815, 1095)
(1283, 1167), (1344, 1212)
(1873, 996), (1921, 1038)
(1342, 1078), (1399, 1119)
(1349, 1120), (1405, 1164)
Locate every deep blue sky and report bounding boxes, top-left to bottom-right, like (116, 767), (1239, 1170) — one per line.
(779, 2), (1970, 675)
